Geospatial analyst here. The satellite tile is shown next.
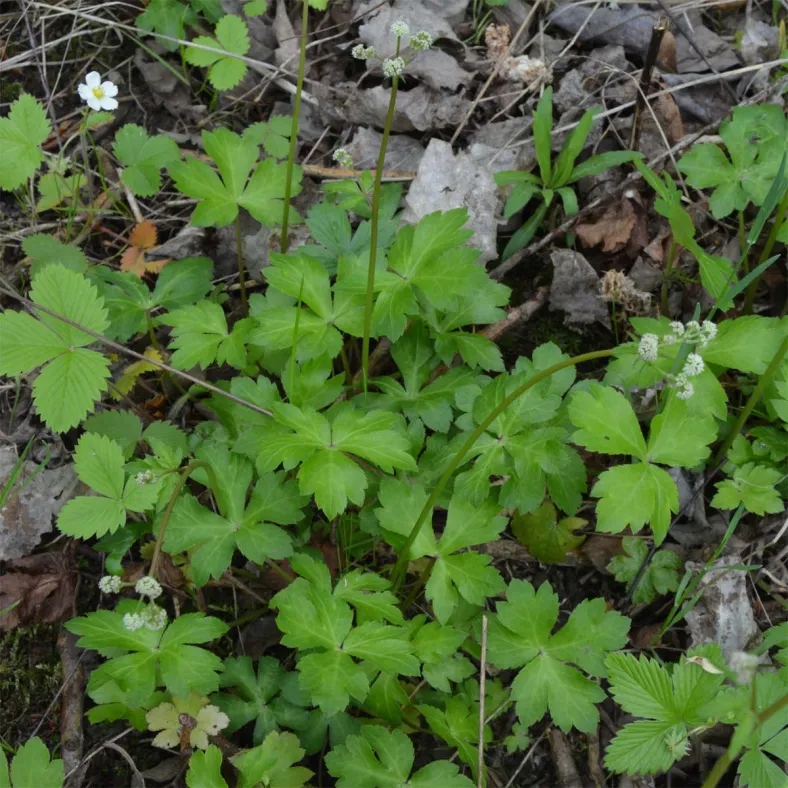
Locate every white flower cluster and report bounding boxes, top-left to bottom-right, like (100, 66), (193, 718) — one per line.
(351, 44), (376, 60)
(637, 334), (659, 362)
(136, 469), (155, 486)
(136, 576), (163, 599)
(77, 71), (119, 112)
(332, 148), (353, 169)
(410, 30), (433, 51)
(391, 20), (410, 38)
(98, 575), (123, 594)
(382, 56), (406, 78)
(662, 319), (717, 349)
(123, 605), (167, 632)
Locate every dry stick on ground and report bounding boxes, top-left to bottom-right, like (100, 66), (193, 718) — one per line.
(57, 629), (86, 788)
(0, 279), (274, 419)
(629, 18), (669, 151)
(489, 71), (788, 282)
(503, 728), (549, 788)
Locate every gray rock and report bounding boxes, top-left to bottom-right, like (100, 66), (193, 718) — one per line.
(402, 139), (500, 266)
(549, 249), (611, 329)
(346, 127), (425, 172)
(629, 256), (663, 293)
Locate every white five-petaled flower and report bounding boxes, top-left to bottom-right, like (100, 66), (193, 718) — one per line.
(123, 613), (144, 632)
(77, 71), (119, 112)
(382, 56), (406, 79)
(683, 353), (704, 378)
(135, 576), (163, 599)
(98, 575), (122, 594)
(391, 20), (410, 38)
(638, 333), (659, 362)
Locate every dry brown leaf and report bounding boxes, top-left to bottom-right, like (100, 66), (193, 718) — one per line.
(0, 552), (77, 631)
(575, 199), (637, 252)
(111, 347), (163, 400)
(485, 23), (511, 62)
(654, 92), (683, 143)
(121, 220), (169, 277)
(657, 29), (677, 72)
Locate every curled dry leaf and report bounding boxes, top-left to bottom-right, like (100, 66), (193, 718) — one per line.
(0, 552), (77, 631)
(111, 347), (164, 400)
(121, 220), (170, 276)
(575, 193), (648, 255)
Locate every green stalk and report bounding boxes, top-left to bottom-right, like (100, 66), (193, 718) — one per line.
(360, 39), (402, 395)
(280, 0), (309, 253)
(701, 693), (788, 788)
(712, 335), (788, 466)
(742, 185), (788, 313)
(661, 239), (677, 316)
(235, 214), (248, 315)
(149, 460), (209, 579)
(390, 348), (616, 591)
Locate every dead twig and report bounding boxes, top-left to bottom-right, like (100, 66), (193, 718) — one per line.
(58, 629), (85, 788)
(629, 18), (669, 151)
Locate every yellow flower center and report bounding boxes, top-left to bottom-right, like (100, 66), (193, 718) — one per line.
(92, 86), (105, 99)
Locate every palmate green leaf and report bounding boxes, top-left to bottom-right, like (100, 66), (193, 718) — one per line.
(270, 555), (418, 714)
(1, 738), (63, 788)
(57, 433), (158, 538)
(0, 94), (51, 191)
(114, 124), (180, 196)
(84, 409), (143, 459)
(411, 620), (474, 692)
(701, 316), (786, 375)
(592, 463), (678, 545)
(646, 397), (717, 467)
(487, 579), (629, 732)
(711, 462), (784, 515)
(23, 234), (88, 279)
(185, 14), (250, 90)
(164, 300), (252, 370)
(326, 726), (474, 788)
(243, 115), (291, 159)
(607, 538), (681, 604)
(68, 610), (227, 706)
(372, 209), (498, 341)
(253, 403), (415, 519)
(231, 731), (312, 788)
(0, 266), (111, 432)
(169, 128), (301, 227)
(186, 746), (227, 788)
(433, 330), (504, 372)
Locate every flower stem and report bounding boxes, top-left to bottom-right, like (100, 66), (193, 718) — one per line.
(149, 460), (208, 580)
(712, 334), (788, 467)
(661, 239), (677, 316)
(235, 214), (248, 315)
(360, 56), (401, 396)
(280, 0), (309, 254)
(390, 348), (616, 591)
(701, 692), (788, 788)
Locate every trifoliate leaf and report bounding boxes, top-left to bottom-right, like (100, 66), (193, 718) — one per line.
(1, 737), (63, 788)
(243, 114), (290, 158)
(114, 124), (181, 196)
(711, 462), (784, 515)
(607, 537), (681, 604)
(487, 579), (629, 732)
(185, 14), (250, 90)
(137, 0), (196, 51)
(22, 234), (88, 279)
(326, 726), (474, 788)
(434, 330), (504, 372)
(0, 267), (111, 431)
(37, 170), (84, 212)
(169, 128), (301, 227)
(231, 731), (312, 788)
(0, 94), (51, 191)
(604, 651), (728, 775)
(569, 383), (647, 460)
(68, 611), (228, 706)
(186, 746), (228, 788)
(592, 463), (678, 544)
(164, 300), (252, 370)
(57, 433), (159, 538)
(151, 256), (214, 310)
(511, 501), (586, 564)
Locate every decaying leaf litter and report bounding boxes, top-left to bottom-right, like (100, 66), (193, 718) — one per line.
(0, 0), (787, 785)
